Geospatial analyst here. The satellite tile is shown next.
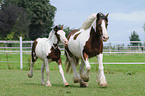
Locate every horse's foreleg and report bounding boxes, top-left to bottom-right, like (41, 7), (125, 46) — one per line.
(41, 61), (45, 85)
(45, 59), (51, 87)
(57, 58), (69, 87)
(97, 53), (108, 87)
(58, 63), (69, 87)
(28, 61), (34, 78)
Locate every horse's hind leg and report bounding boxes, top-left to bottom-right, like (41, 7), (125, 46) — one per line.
(81, 52), (91, 82)
(97, 53), (108, 87)
(41, 61), (45, 85)
(28, 42), (38, 78)
(45, 59), (51, 87)
(28, 54), (38, 78)
(79, 59), (85, 79)
(67, 55), (81, 83)
(28, 60), (34, 78)
(57, 58), (69, 87)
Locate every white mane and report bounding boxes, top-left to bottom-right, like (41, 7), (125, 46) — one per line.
(80, 13), (97, 30)
(48, 30), (54, 39)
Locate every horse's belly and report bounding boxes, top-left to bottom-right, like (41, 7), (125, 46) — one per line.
(68, 41), (82, 58)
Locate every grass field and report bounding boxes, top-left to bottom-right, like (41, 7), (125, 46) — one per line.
(0, 53), (145, 70)
(0, 68), (145, 96)
(0, 53), (145, 95)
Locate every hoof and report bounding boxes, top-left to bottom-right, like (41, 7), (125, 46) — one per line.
(80, 81), (88, 87)
(82, 77), (89, 82)
(74, 80), (79, 83)
(46, 81), (52, 87)
(41, 82), (45, 86)
(73, 77), (81, 83)
(46, 84), (52, 87)
(28, 73), (33, 78)
(64, 83), (69, 87)
(100, 83), (108, 88)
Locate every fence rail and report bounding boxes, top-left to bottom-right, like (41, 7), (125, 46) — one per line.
(0, 37), (145, 69)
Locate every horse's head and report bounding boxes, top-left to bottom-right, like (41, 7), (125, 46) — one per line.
(54, 25), (68, 44)
(96, 12), (109, 42)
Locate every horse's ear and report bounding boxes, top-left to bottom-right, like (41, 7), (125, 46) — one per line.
(54, 26), (58, 31)
(61, 25), (63, 30)
(106, 13), (109, 18)
(97, 13), (101, 20)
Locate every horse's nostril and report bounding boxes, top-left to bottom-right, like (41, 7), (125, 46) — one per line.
(103, 36), (109, 39)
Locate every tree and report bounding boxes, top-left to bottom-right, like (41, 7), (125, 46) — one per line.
(0, 3), (29, 40)
(0, 0), (56, 40)
(129, 31), (141, 46)
(28, 1), (56, 40)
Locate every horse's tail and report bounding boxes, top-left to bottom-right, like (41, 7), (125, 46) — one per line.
(31, 39), (38, 62)
(65, 45), (79, 73)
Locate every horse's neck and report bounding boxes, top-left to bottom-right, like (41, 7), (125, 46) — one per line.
(89, 27), (102, 45)
(91, 19), (97, 32)
(48, 33), (58, 45)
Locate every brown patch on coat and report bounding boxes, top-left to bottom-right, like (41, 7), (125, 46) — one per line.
(73, 33), (81, 40)
(57, 58), (62, 65)
(31, 39), (38, 62)
(83, 52), (88, 61)
(67, 29), (79, 40)
(83, 27), (103, 58)
(47, 46), (61, 62)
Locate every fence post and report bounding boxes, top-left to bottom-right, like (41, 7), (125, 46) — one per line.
(20, 37), (23, 70)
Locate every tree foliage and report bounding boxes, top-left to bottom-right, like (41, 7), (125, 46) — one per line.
(0, 4), (29, 40)
(0, 0), (56, 40)
(29, 0), (56, 40)
(129, 31), (141, 46)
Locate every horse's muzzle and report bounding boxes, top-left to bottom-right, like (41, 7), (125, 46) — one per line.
(64, 40), (68, 44)
(103, 36), (109, 42)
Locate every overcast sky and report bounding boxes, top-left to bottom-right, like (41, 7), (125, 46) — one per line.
(50, 0), (145, 42)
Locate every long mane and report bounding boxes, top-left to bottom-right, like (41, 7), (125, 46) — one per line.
(80, 13), (97, 30)
(48, 30), (54, 40)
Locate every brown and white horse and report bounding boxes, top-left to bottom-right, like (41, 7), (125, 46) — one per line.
(65, 12), (109, 87)
(28, 25), (69, 87)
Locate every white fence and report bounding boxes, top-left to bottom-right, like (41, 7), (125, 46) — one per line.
(0, 37), (145, 69)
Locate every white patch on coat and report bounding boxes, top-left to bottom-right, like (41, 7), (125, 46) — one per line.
(35, 30), (67, 61)
(68, 28), (91, 58)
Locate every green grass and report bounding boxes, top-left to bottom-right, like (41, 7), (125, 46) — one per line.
(0, 69), (145, 96)
(0, 53), (145, 70)
(0, 53), (145, 95)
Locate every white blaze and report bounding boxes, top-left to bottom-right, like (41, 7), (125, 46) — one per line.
(101, 20), (108, 37)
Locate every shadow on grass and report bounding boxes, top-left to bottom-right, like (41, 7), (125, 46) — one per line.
(23, 82), (42, 86)
(52, 83), (80, 88)
(23, 82), (80, 88)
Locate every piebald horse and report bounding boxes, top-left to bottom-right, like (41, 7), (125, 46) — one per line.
(65, 12), (109, 87)
(28, 25), (69, 87)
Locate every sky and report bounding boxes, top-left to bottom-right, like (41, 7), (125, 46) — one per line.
(50, 0), (145, 42)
